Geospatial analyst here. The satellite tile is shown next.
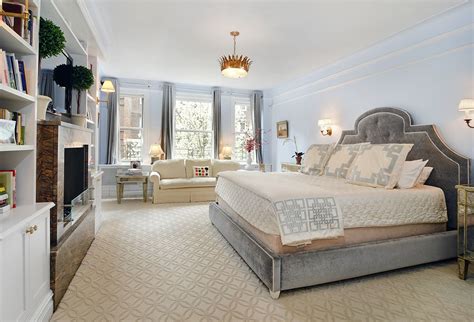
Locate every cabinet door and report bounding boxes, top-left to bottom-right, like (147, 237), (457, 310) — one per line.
(27, 214), (51, 310)
(0, 228), (28, 321)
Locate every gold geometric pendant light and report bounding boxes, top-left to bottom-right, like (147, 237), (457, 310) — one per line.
(219, 31), (252, 78)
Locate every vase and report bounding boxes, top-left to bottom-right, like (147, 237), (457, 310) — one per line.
(37, 95), (52, 120)
(295, 155), (303, 165)
(245, 152), (252, 170)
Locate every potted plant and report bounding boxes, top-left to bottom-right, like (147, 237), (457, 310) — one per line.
(71, 66), (94, 127)
(37, 18), (65, 120)
(283, 136), (304, 165)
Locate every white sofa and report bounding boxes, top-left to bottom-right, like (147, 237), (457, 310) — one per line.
(149, 159), (240, 203)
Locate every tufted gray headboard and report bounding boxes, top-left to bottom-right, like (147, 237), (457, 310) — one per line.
(339, 107), (470, 230)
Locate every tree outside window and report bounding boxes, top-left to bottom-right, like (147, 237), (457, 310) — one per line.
(119, 95), (144, 163)
(233, 101), (254, 161)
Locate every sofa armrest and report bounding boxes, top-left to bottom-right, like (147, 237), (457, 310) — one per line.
(149, 171), (161, 184)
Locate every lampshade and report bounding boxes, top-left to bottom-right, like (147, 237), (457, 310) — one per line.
(222, 146), (232, 156)
(101, 80), (115, 93)
(318, 119), (331, 127)
(149, 144), (164, 156)
(458, 99), (474, 111)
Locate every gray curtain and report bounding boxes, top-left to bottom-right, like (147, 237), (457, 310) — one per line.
(105, 78), (119, 164)
(38, 69), (55, 105)
(251, 91), (264, 164)
(212, 88), (222, 159)
(161, 83), (175, 159)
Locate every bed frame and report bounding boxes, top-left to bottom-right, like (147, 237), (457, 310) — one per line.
(209, 107), (471, 299)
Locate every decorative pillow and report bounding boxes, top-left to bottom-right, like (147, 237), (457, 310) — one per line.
(323, 143), (369, 179)
(193, 166), (210, 177)
(397, 159), (428, 189)
(346, 143), (413, 189)
(300, 144), (334, 175)
(417, 167), (433, 185)
(186, 159), (212, 178)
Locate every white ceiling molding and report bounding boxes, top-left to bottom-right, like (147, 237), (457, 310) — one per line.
(82, 0), (466, 90)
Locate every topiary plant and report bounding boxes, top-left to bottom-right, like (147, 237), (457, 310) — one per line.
(53, 64), (73, 88)
(39, 18), (66, 60)
(72, 66), (94, 115)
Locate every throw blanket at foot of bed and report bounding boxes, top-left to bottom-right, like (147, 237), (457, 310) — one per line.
(217, 171), (343, 245)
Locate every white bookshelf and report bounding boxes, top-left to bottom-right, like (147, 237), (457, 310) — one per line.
(0, 0), (40, 207)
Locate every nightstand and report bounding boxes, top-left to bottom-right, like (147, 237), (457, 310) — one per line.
(281, 162), (301, 172)
(456, 184), (474, 280)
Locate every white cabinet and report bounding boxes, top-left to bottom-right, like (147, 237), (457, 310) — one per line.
(92, 171), (103, 234)
(0, 203), (54, 322)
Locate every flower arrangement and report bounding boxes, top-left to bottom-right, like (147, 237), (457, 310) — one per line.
(244, 133), (260, 152)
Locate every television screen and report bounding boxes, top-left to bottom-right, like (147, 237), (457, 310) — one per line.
(39, 50), (73, 114)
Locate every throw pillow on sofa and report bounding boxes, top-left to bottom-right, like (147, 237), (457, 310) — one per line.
(185, 159), (212, 178)
(193, 166), (210, 177)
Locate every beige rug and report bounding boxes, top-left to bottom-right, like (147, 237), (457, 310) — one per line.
(52, 200), (474, 321)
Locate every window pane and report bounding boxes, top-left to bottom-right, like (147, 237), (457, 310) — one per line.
(119, 96), (143, 128)
(174, 130), (213, 159)
(173, 97), (213, 159)
(175, 99), (212, 131)
(120, 129), (143, 161)
(234, 102), (254, 161)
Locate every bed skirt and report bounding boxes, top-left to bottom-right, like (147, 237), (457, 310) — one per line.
(209, 202), (457, 299)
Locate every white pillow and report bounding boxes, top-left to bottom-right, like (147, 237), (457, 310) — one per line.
(417, 167), (433, 185)
(397, 160), (428, 189)
(323, 143), (368, 179)
(346, 143), (413, 189)
(300, 144), (334, 175)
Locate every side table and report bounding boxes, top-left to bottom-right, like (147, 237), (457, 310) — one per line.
(116, 173), (149, 204)
(456, 184), (474, 280)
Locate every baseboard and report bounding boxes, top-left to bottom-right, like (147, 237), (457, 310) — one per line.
(30, 290), (54, 322)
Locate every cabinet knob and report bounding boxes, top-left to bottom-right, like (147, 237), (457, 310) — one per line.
(25, 225), (38, 234)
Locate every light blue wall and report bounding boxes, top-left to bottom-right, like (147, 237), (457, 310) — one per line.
(265, 1), (474, 181)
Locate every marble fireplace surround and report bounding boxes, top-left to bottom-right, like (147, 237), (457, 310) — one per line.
(37, 120), (95, 309)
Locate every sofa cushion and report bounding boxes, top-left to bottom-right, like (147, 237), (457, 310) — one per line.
(159, 177), (217, 190)
(152, 159), (186, 179)
(185, 159), (212, 178)
(212, 160), (240, 176)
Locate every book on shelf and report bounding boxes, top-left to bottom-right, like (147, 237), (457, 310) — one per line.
(1, 2), (36, 46)
(0, 170), (16, 208)
(0, 50), (29, 93)
(0, 108), (24, 144)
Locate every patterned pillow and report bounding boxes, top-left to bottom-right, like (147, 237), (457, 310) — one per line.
(300, 144), (334, 175)
(193, 166), (210, 177)
(346, 144), (413, 189)
(323, 143), (368, 179)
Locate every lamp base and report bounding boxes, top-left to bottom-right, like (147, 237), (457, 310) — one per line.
(465, 119), (474, 129)
(151, 156), (162, 164)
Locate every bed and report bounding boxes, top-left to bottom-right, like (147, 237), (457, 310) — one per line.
(209, 107), (471, 299)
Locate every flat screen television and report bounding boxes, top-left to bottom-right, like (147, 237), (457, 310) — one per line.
(39, 50), (73, 115)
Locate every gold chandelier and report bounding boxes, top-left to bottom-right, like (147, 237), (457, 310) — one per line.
(219, 31), (252, 79)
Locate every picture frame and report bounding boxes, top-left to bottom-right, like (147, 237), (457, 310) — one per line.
(0, 119), (17, 144)
(276, 120), (288, 138)
(130, 160), (141, 169)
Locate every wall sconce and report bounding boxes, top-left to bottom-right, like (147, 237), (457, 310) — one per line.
(149, 144), (164, 164)
(96, 80), (116, 104)
(318, 119), (333, 136)
(221, 146), (233, 160)
(459, 99), (474, 128)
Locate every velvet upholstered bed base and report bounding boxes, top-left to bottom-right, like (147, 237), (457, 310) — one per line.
(209, 202), (457, 299)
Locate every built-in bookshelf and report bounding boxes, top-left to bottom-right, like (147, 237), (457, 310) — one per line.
(0, 0), (40, 208)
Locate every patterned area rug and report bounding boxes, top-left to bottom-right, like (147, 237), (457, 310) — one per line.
(52, 201), (474, 321)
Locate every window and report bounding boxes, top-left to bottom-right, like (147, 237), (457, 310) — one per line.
(174, 96), (213, 159)
(233, 100), (254, 161)
(118, 94), (144, 162)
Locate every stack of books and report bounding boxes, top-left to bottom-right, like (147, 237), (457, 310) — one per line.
(1, 1), (36, 46)
(0, 170), (16, 213)
(0, 50), (30, 94)
(0, 108), (24, 145)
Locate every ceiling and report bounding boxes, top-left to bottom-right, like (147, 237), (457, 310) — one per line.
(84, 0), (464, 90)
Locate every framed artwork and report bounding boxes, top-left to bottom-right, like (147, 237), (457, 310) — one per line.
(277, 121), (288, 138)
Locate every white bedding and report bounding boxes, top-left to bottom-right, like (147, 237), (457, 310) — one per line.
(215, 171), (448, 242)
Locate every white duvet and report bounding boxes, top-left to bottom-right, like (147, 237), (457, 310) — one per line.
(215, 171), (447, 245)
